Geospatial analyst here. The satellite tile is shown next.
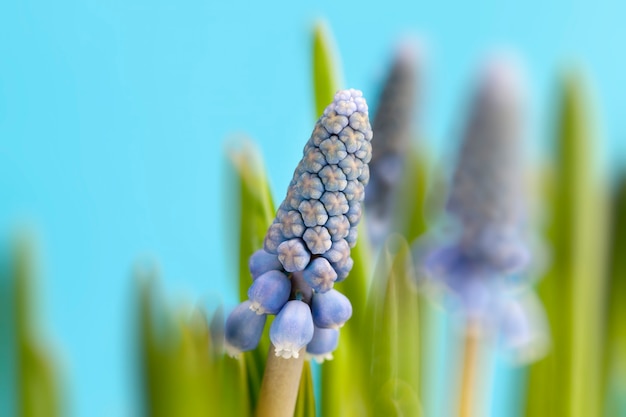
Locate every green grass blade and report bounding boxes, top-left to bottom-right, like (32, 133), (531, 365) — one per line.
(602, 176), (626, 415)
(13, 237), (61, 417)
(294, 361), (316, 417)
(525, 73), (608, 417)
(312, 20), (343, 119)
(226, 140), (275, 410)
(366, 235), (421, 414)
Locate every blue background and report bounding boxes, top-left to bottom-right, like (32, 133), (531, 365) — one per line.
(1, 1), (624, 415)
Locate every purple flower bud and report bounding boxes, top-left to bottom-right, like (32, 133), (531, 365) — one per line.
(322, 239), (350, 265)
(321, 191), (349, 216)
(357, 163), (370, 185)
(339, 126), (365, 154)
(345, 227), (358, 248)
(346, 201), (363, 225)
(281, 210), (305, 239)
(321, 111), (349, 134)
(303, 226), (332, 255)
(338, 154), (363, 180)
(302, 148), (327, 173)
(296, 172), (324, 200)
(248, 270), (291, 315)
(263, 223), (284, 254)
(348, 112), (371, 135)
(333, 256), (353, 282)
(298, 199), (329, 228)
(319, 165), (348, 192)
(249, 249), (283, 279)
(270, 300), (315, 359)
(311, 289), (352, 329)
(325, 215), (350, 241)
(343, 180), (364, 203)
(306, 326), (339, 363)
(277, 238), (311, 272)
(302, 257), (337, 293)
(311, 124), (331, 146)
(354, 140), (372, 163)
(319, 137), (348, 165)
(225, 301), (267, 356)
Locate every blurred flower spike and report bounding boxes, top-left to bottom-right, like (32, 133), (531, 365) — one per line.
(225, 89), (372, 360)
(419, 57), (547, 361)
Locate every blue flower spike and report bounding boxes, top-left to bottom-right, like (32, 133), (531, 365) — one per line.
(225, 300), (268, 357)
(228, 89), (372, 360)
(248, 270), (292, 315)
(306, 326), (340, 363)
(270, 300), (315, 359)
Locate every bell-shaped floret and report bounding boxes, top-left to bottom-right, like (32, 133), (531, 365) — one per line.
(247, 270), (291, 315)
(302, 257), (337, 293)
(249, 249), (283, 279)
(306, 326), (339, 363)
(311, 289), (352, 329)
(270, 300), (315, 359)
(225, 301), (267, 357)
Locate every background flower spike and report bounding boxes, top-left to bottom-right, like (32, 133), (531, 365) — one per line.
(365, 40), (419, 251)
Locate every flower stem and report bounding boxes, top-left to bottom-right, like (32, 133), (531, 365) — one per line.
(459, 323), (480, 417)
(255, 345), (305, 417)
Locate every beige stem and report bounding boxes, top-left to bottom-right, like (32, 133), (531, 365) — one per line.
(255, 344), (305, 417)
(459, 324), (480, 417)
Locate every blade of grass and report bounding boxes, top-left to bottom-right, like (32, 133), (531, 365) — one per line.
(525, 73), (608, 417)
(312, 20), (343, 119)
(13, 237), (61, 417)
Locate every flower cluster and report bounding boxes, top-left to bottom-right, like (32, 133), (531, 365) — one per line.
(421, 59), (546, 360)
(226, 89), (373, 362)
(365, 44), (418, 249)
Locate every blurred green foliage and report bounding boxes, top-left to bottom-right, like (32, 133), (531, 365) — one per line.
(525, 74), (609, 417)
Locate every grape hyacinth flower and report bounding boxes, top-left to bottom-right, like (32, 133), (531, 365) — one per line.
(365, 43), (418, 249)
(419, 57), (546, 360)
(225, 89), (373, 359)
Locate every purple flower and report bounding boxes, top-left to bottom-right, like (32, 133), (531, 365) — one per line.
(225, 301), (267, 357)
(302, 257), (337, 293)
(248, 270), (291, 315)
(311, 289), (352, 329)
(306, 326), (339, 363)
(270, 300), (315, 359)
(248, 249), (283, 279)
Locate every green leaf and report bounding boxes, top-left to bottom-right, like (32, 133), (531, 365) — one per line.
(12, 237), (62, 417)
(137, 272), (251, 416)
(525, 72), (608, 417)
(226, 139), (275, 410)
(366, 235), (421, 409)
(294, 361), (316, 417)
(393, 146), (430, 244)
(312, 20), (343, 119)
(602, 176), (626, 415)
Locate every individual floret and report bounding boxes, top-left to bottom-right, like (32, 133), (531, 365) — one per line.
(311, 289), (352, 329)
(298, 200), (329, 227)
(302, 257), (337, 293)
(306, 326), (339, 363)
(277, 239), (311, 272)
(249, 249), (283, 279)
(270, 300), (315, 359)
(248, 270), (291, 315)
(303, 226), (332, 255)
(225, 301), (267, 357)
